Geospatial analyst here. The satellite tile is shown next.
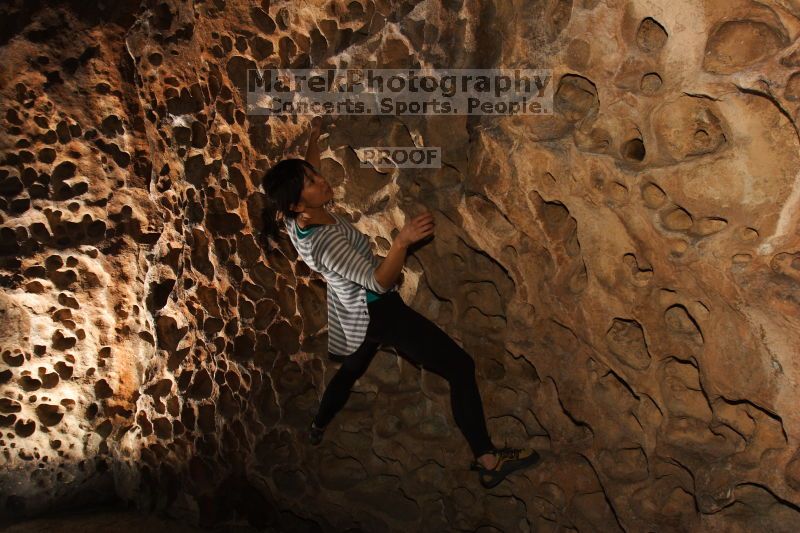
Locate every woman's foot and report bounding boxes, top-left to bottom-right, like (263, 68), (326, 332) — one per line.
(477, 452), (498, 469)
(308, 420), (325, 446)
(471, 447), (541, 489)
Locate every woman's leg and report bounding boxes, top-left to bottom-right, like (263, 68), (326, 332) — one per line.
(313, 339), (380, 428)
(365, 292), (495, 459)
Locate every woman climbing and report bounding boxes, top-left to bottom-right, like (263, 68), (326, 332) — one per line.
(260, 116), (541, 489)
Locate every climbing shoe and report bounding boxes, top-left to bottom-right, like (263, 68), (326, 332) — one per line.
(470, 447), (541, 489)
(308, 420), (325, 446)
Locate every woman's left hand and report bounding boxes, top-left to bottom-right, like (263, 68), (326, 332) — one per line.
(309, 115), (323, 138)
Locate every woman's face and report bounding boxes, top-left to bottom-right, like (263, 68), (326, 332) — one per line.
(294, 165), (333, 211)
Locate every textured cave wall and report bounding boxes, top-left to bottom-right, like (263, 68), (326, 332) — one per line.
(1, 0), (800, 531)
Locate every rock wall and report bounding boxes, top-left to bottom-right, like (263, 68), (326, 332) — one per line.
(1, 0), (800, 531)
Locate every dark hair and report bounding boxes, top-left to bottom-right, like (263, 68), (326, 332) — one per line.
(260, 158), (314, 251)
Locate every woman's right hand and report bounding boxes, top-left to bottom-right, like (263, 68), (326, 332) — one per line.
(396, 211), (435, 248)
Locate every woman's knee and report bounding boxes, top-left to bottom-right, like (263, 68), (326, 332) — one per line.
(447, 351), (476, 380)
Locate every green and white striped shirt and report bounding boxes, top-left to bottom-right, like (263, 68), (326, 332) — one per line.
(286, 212), (396, 356)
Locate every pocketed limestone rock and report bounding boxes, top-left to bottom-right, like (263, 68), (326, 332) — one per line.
(2, 0), (800, 531)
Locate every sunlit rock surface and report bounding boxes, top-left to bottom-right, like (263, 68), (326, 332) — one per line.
(1, 0), (800, 531)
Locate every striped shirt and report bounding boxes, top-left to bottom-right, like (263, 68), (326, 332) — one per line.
(285, 212), (397, 356)
(296, 224), (384, 303)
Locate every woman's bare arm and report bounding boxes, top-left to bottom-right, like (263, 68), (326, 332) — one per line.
(304, 116), (322, 170)
(374, 212), (435, 290)
(373, 240), (409, 291)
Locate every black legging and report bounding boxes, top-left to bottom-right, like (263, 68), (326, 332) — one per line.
(313, 291), (496, 459)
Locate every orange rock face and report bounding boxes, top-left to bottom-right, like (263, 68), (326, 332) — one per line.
(1, 0), (800, 531)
